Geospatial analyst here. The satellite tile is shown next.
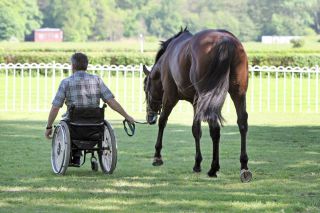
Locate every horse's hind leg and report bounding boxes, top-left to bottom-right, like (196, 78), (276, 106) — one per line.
(230, 92), (252, 182)
(207, 120), (221, 177)
(153, 97), (178, 166)
(192, 104), (202, 172)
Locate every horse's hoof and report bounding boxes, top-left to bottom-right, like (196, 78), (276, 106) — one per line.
(207, 170), (217, 178)
(193, 166), (201, 173)
(152, 158), (163, 166)
(240, 169), (252, 183)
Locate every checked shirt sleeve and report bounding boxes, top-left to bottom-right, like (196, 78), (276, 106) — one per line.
(52, 80), (66, 108)
(99, 77), (114, 102)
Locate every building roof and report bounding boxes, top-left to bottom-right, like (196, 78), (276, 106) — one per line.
(34, 28), (62, 32)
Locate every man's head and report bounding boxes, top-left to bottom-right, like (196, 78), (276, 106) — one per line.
(71, 52), (88, 71)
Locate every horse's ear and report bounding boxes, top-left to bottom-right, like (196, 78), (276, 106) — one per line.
(143, 65), (150, 76)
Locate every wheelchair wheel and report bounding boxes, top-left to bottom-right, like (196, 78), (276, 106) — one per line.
(98, 121), (117, 174)
(51, 121), (71, 175)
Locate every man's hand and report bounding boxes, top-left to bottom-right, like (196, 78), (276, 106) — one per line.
(125, 115), (135, 124)
(45, 128), (53, 139)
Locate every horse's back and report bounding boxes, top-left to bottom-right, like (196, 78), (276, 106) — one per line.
(190, 29), (246, 61)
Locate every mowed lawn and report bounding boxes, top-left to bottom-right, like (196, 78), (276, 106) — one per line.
(0, 111), (319, 213)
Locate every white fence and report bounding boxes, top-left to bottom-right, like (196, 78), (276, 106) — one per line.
(0, 63), (319, 113)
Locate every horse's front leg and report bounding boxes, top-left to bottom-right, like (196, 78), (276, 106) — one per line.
(153, 99), (178, 166)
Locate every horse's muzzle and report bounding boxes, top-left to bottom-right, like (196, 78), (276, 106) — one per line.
(147, 114), (158, 125)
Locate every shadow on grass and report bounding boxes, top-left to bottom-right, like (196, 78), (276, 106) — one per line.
(0, 120), (319, 212)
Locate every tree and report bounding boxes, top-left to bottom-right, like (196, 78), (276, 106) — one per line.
(145, 0), (184, 38)
(0, 6), (24, 40)
(304, 0), (320, 33)
(0, 0), (42, 41)
(41, 0), (95, 41)
(90, 0), (125, 41)
(23, 0), (42, 36)
(248, 0), (316, 37)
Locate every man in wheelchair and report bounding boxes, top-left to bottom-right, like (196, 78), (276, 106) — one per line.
(45, 52), (135, 171)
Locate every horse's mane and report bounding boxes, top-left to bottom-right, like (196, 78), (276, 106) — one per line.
(155, 27), (190, 63)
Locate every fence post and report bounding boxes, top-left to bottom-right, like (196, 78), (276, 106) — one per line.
(52, 61), (56, 103)
(21, 67), (24, 111)
(308, 67), (311, 112)
(250, 68), (254, 112)
(37, 65), (40, 111)
(5, 65), (8, 112)
(13, 65), (16, 111)
(131, 66), (135, 112)
(28, 65), (32, 112)
(316, 65), (319, 113)
(139, 64), (143, 112)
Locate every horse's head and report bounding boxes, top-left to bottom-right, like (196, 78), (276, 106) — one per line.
(143, 65), (163, 125)
(143, 27), (190, 124)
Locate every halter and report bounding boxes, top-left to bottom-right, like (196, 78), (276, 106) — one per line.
(145, 75), (163, 115)
(147, 92), (162, 115)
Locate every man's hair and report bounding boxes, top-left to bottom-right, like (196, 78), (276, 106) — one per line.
(71, 52), (88, 71)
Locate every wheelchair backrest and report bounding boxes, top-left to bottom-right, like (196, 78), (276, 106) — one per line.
(67, 106), (106, 142)
(69, 105), (105, 125)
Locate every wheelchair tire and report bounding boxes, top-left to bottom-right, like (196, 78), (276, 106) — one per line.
(51, 121), (71, 175)
(98, 121), (117, 174)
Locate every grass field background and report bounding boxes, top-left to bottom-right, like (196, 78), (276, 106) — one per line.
(0, 110), (319, 212)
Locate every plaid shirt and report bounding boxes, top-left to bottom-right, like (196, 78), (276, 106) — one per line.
(52, 71), (114, 108)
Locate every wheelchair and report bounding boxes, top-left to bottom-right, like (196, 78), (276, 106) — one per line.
(51, 105), (117, 175)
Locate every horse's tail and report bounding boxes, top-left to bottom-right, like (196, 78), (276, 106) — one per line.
(194, 37), (235, 126)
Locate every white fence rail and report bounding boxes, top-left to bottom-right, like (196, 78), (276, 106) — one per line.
(0, 63), (319, 113)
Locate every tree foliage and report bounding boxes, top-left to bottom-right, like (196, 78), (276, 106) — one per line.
(0, 0), (42, 40)
(0, 0), (319, 41)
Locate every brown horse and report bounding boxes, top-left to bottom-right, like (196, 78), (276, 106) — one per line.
(143, 28), (252, 181)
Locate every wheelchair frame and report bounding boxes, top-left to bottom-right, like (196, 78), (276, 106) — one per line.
(51, 119), (117, 175)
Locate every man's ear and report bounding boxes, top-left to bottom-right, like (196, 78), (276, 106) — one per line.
(143, 65), (150, 76)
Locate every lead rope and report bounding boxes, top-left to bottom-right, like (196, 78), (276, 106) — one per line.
(123, 120), (148, 137)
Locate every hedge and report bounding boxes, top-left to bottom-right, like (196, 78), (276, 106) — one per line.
(0, 51), (319, 67)
(248, 53), (320, 67)
(0, 52), (156, 65)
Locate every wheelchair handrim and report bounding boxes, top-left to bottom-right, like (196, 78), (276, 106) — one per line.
(100, 127), (113, 171)
(51, 124), (69, 174)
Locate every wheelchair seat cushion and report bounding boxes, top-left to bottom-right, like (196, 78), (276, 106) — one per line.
(69, 106), (105, 124)
(69, 125), (104, 141)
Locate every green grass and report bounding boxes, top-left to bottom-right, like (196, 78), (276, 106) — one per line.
(0, 112), (320, 212)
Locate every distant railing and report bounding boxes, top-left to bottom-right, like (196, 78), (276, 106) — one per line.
(0, 63), (319, 113)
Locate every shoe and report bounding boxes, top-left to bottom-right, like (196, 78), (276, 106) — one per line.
(70, 156), (81, 167)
